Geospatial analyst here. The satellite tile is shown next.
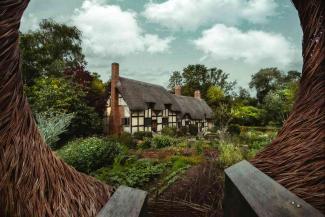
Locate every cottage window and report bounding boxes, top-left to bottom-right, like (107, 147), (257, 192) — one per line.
(162, 117), (168, 126)
(144, 118), (152, 127)
(122, 118), (130, 126)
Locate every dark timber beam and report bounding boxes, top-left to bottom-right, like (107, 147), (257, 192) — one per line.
(224, 160), (324, 217)
(96, 186), (148, 217)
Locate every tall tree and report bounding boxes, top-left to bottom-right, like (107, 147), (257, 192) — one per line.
(168, 71), (183, 91)
(170, 64), (235, 99)
(249, 68), (283, 104)
(20, 19), (85, 84)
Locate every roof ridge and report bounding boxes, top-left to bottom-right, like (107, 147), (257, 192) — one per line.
(119, 76), (164, 89)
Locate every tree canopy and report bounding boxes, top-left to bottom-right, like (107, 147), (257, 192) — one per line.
(168, 64), (236, 98)
(20, 19), (85, 84)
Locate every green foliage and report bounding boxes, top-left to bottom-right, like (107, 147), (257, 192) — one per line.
(152, 135), (176, 149)
(114, 132), (135, 149)
(249, 68), (300, 104)
(57, 137), (122, 173)
(133, 131), (153, 140)
(249, 68), (283, 104)
(93, 159), (167, 188)
(168, 71), (183, 90)
(189, 124), (198, 136)
(263, 81), (299, 125)
(20, 19), (85, 84)
(207, 85), (225, 105)
(26, 76), (83, 113)
(67, 103), (103, 138)
(177, 126), (188, 137)
(36, 111), (74, 148)
(232, 105), (265, 126)
(90, 73), (106, 95)
(239, 130), (276, 147)
(213, 103), (233, 130)
(168, 64), (235, 98)
(170, 156), (203, 169)
(26, 76), (103, 139)
(227, 124), (241, 135)
(217, 143), (243, 168)
(161, 126), (177, 137)
(194, 140), (205, 154)
(137, 137), (152, 149)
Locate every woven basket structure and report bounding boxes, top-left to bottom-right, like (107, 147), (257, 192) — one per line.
(0, 1), (113, 216)
(252, 0), (325, 213)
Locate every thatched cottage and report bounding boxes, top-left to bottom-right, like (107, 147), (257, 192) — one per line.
(105, 63), (214, 135)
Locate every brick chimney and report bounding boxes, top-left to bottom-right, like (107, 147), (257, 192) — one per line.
(109, 63), (121, 135)
(175, 85), (182, 96)
(194, 90), (201, 99)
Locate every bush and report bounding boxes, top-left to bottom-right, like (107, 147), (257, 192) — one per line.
(133, 131), (153, 140)
(152, 135), (176, 149)
(217, 143), (243, 168)
(36, 111), (74, 148)
(137, 137), (152, 149)
(57, 137), (123, 173)
(189, 124), (198, 136)
(170, 156), (203, 170)
(161, 126), (177, 137)
(194, 141), (205, 154)
(115, 132), (135, 149)
(228, 124), (241, 135)
(93, 159), (167, 187)
(177, 126), (188, 137)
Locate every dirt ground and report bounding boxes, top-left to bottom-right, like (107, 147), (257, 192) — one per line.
(147, 151), (224, 217)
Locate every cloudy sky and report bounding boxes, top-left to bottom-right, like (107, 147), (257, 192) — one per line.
(21, 0), (303, 89)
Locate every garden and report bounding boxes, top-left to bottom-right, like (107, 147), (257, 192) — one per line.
(51, 125), (277, 216)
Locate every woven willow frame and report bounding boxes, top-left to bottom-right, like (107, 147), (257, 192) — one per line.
(0, 1), (113, 216)
(252, 0), (325, 213)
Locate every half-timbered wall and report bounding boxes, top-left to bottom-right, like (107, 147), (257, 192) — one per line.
(129, 107), (177, 133)
(106, 95), (214, 134)
(179, 115), (211, 133)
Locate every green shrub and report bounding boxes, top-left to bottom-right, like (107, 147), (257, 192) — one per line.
(93, 159), (167, 187)
(57, 137), (122, 173)
(170, 156), (203, 170)
(36, 111), (74, 148)
(152, 135), (176, 149)
(137, 137), (152, 149)
(246, 149), (259, 160)
(194, 141), (205, 154)
(177, 126), (188, 137)
(133, 131), (153, 140)
(115, 132), (135, 149)
(239, 130), (276, 147)
(217, 143), (243, 168)
(189, 124), (198, 136)
(161, 126), (177, 137)
(228, 124), (241, 135)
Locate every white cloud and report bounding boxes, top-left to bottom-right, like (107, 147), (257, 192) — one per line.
(21, 13), (39, 32)
(194, 24), (299, 67)
(71, 0), (173, 57)
(143, 34), (174, 53)
(143, 0), (277, 31)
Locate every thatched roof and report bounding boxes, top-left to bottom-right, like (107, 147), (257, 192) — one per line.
(116, 77), (213, 119)
(173, 95), (214, 120)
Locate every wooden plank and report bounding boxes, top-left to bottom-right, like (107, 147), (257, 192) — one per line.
(224, 160), (324, 217)
(97, 186), (148, 217)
